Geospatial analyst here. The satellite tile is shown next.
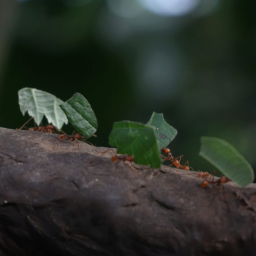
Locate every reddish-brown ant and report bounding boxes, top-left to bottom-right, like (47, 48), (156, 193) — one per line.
(18, 117), (57, 134)
(201, 174), (230, 188)
(161, 148), (174, 162)
(161, 148), (193, 171)
(28, 124), (56, 133)
(101, 149), (136, 175)
(111, 154), (136, 175)
(53, 131), (85, 149)
(198, 171), (210, 178)
(180, 160), (194, 171)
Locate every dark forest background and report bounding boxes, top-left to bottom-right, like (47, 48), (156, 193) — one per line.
(0, 0), (256, 174)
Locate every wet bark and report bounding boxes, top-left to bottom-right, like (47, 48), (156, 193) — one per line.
(0, 127), (256, 256)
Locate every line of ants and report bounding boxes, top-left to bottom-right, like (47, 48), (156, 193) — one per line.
(18, 118), (87, 149)
(161, 147), (230, 187)
(103, 147), (230, 188)
(18, 118), (230, 188)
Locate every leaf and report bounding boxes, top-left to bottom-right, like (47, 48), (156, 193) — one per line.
(109, 121), (162, 168)
(199, 137), (254, 187)
(147, 112), (177, 148)
(60, 93), (98, 139)
(18, 87), (68, 129)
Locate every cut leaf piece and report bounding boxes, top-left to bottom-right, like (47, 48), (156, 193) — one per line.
(60, 93), (98, 139)
(18, 87), (68, 129)
(109, 121), (161, 168)
(147, 112), (177, 148)
(199, 137), (254, 187)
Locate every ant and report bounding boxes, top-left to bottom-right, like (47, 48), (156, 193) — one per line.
(111, 154), (134, 165)
(101, 149), (136, 175)
(111, 154), (137, 175)
(28, 124), (56, 133)
(161, 148), (193, 171)
(197, 171), (210, 178)
(18, 117), (57, 134)
(201, 173), (230, 188)
(161, 148), (174, 162)
(53, 131), (85, 149)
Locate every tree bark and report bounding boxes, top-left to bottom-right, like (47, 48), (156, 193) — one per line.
(0, 127), (256, 256)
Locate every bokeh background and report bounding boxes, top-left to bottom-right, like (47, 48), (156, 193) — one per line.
(0, 0), (256, 174)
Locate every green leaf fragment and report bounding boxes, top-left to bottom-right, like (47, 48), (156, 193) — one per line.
(18, 87), (68, 129)
(199, 137), (254, 187)
(60, 93), (98, 139)
(109, 121), (162, 168)
(147, 112), (177, 148)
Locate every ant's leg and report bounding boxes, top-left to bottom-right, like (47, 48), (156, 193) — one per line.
(180, 155), (184, 165)
(172, 155), (184, 163)
(18, 117), (33, 130)
(100, 148), (115, 156)
(75, 140), (80, 149)
(39, 120), (43, 128)
(184, 160), (194, 171)
(52, 135), (61, 150)
(127, 162), (138, 176)
(114, 161), (119, 176)
(169, 162), (175, 167)
(189, 166), (194, 171)
(84, 140), (94, 146)
(169, 155), (183, 168)
(210, 171), (216, 183)
(161, 155), (170, 163)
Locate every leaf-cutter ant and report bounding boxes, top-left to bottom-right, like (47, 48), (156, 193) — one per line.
(53, 131), (86, 149)
(201, 173), (230, 188)
(18, 117), (57, 134)
(28, 124), (56, 133)
(161, 148), (193, 171)
(101, 149), (136, 175)
(111, 154), (137, 175)
(197, 171), (210, 178)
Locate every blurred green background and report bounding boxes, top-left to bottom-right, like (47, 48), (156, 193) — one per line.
(0, 0), (256, 174)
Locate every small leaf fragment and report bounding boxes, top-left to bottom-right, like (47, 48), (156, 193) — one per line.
(147, 112), (177, 148)
(199, 137), (254, 187)
(18, 87), (68, 129)
(60, 93), (98, 139)
(109, 121), (161, 168)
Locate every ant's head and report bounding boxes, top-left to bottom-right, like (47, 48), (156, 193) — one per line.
(220, 176), (229, 183)
(46, 125), (55, 130)
(111, 155), (117, 162)
(60, 134), (66, 139)
(126, 155), (134, 162)
(184, 166), (189, 171)
(201, 180), (208, 188)
(73, 133), (84, 140)
(162, 148), (170, 154)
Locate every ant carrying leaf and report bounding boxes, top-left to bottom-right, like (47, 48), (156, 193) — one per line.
(18, 117), (58, 134)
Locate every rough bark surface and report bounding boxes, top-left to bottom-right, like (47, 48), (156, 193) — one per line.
(0, 127), (256, 256)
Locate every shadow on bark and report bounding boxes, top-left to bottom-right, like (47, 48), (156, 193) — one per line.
(0, 127), (256, 256)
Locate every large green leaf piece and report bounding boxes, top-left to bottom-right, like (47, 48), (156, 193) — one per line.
(147, 112), (177, 148)
(60, 93), (98, 139)
(18, 88), (68, 129)
(199, 137), (254, 187)
(109, 121), (162, 168)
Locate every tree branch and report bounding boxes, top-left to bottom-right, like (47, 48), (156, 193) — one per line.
(0, 127), (255, 256)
